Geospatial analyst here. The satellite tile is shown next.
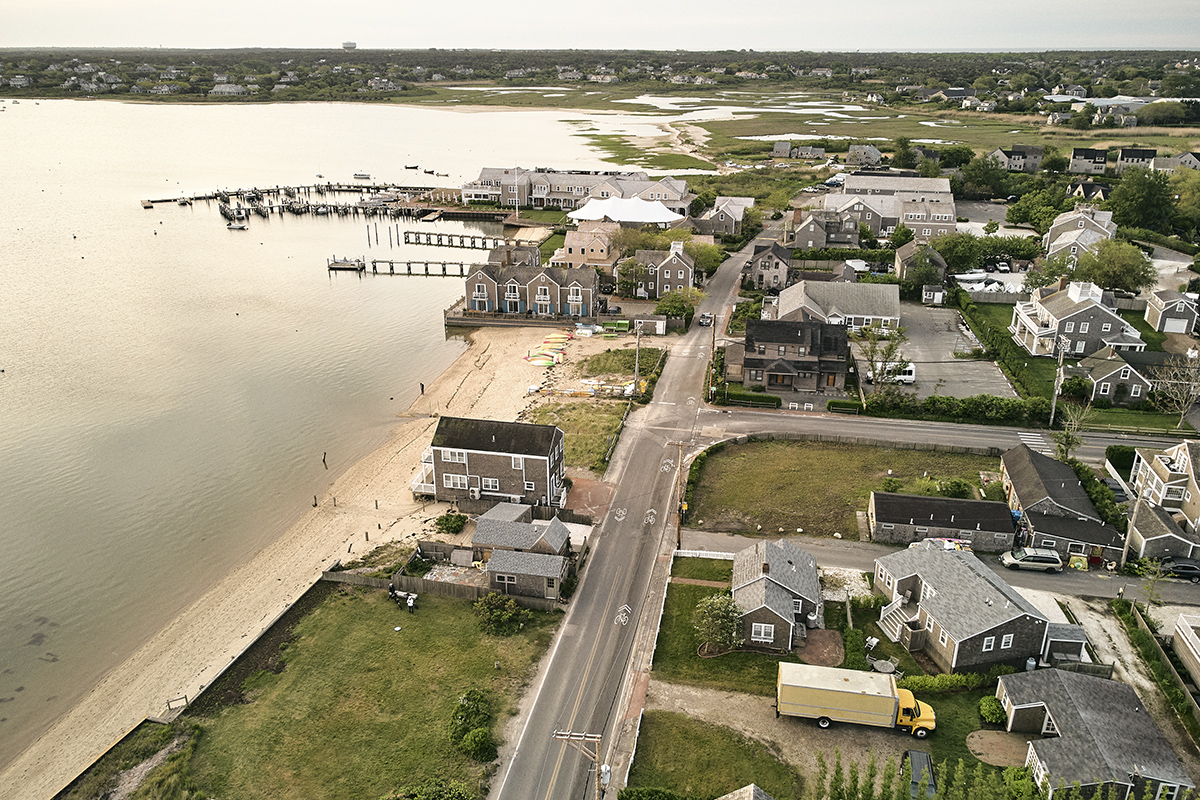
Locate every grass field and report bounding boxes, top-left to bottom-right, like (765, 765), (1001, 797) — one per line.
(671, 557), (734, 583)
(526, 401), (627, 470)
(1118, 309), (1167, 352)
(652, 583), (795, 696)
(583, 346), (663, 378)
(689, 441), (998, 538)
(179, 588), (558, 800)
(923, 689), (991, 770)
(1087, 406), (1195, 433)
(627, 711), (805, 800)
(539, 231), (565, 261)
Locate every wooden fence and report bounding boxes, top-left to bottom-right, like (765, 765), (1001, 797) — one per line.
(1130, 603), (1200, 734)
(724, 431), (1005, 458)
(321, 568), (559, 612)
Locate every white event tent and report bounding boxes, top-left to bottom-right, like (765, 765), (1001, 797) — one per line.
(566, 197), (683, 225)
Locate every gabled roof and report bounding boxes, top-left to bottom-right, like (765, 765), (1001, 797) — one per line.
(1130, 499), (1200, 545)
(1001, 444), (1101, 521)
(432, 417), (561, 457)
(1001, 670), (1192, 789)
(635, 248), (696, 269)
(1152, 289), (1194, 309)
(474, 264), (599, 292)
(875, 542), (1046, 641)
(716, 785), (777, 800)
(1076, 349), (1171, 383)
(732, 539), (821, 604)
(1119, 147), (1158, 160)
(485, 549), (566, 579)
(777, 281), (900, 322)
(1025, 513), (1124, 549)
(870, 492), (1014, 534)
(473, 516), (570, 552)
(745, 319), (849, 357)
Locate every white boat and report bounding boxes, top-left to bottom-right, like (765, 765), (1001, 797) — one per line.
(227, 221), (249, 230)
(353, 173), (371, 180)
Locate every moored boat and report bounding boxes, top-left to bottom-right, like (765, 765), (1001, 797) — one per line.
(227, 221), (249, 230)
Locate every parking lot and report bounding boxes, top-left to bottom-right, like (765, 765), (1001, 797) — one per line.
(891, 302), (1017, 400)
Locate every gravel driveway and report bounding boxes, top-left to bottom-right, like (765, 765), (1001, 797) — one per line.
(1061, 597), (1200, 784)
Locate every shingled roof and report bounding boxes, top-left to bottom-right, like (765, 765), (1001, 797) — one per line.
(875, 541), (1046, 642)
(473, 516), (570, 553)
(485, 549), (566, 579)
(432, 417), (561, 456)
(1001, 444), (1101, 522)
(1001, 670), (1192, 790)
(870, 492), (1015, 534)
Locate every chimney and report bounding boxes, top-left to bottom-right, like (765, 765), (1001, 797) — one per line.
(762, 562), (770, 574)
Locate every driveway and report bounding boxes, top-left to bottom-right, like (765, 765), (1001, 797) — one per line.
(954, 200), (1039, 239)
(892, 303), (1017, 400)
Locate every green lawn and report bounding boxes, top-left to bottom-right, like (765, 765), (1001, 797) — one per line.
(539, 232), (565, 261)
(627, 711), (805, 800)
(652, 583), (794, 696)
(671, 557), (733, 583)
(1087, 406), (1195, 433)
(181, 589), (558, 800)
(923, 689), (993, 770)
(689, 441), (998, 538)
(526, 401), (628, 470)
(1118, 310), (1167, 352)
(584, 347), (663, 378)
(517, 208), (570, 225)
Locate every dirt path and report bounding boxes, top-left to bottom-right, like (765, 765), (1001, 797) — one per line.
(1064, 597), (1200, 784)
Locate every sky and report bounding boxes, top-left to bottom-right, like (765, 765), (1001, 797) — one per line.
(1, 0), (1198, 52)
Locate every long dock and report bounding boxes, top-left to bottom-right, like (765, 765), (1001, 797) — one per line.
(401, 231), (518, 249)
(364, 260), (478, 277)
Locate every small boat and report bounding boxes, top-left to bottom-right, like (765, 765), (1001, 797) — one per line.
(405, 165), (418, 170)
(316, 173), (324, 178)
(353, 173), (371, 180)
(178, 198), (192, 206)
(424, 169), (435, 175)
(227, 222), (249, 230)
(436, 173), (448, 177)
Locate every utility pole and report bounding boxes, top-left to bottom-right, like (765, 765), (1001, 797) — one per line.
(667, 439), (693, 550)
(551, 730), (607, 800)
(1048, 334), (1071, 427)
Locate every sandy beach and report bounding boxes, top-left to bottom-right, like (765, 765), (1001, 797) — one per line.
(0, 324), (628, 800)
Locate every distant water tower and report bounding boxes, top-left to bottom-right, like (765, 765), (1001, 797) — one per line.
(342, 41), (357, 50)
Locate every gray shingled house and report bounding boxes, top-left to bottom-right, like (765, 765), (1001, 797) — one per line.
(1126, 500), (1200, 561)
(485, 549), (567, 600)
(411, 417), (566, 507)
(866, 492), (1016, 551)
(997, 670), (1193, 800)
(471, 503), (571, 560)
(874, 541), (1050, 673)
(731, 539), (822, 650)
(740, 319), (849, 395)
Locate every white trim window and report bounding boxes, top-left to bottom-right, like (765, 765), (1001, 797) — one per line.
(1131, 385), (1142, 397)
(1099, 382), (1111, 395)
(1068, 543), (1086, 555)
(1001, 634), (1014, 649)
(938, 629), (948, 646)
(442, 449), (467, 463)
(1102, 323), (1112, 332)
(1040, 539), (1057, 548)
(524, 481), (536, 492)
(751, 623), (775, 643)
(1079, 322), (1090, 334)
(496, 574), (516, 586)
(982, 636), (995, 652)
(512, 456), (523, 470)
(443, 474), (468, 490)
(793, 599), (804, 614)
(1064, 321), (1074, 333)
(481, 477), (499, 492)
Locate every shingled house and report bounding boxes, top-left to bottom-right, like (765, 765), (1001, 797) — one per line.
(874, 541), (1050, 673)
(732, 539), (822, 650)
(997, 670), (1193, 800)
(411, 417), (566, 507)
(866, 492), (1016, 551)
(739, 319), (849, 394)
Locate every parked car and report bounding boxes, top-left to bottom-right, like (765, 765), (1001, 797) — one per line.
(1101, 478), (1129, 503)
(697, 313), (714, 327)
(996, 262), (1011, 273)
(1161, 556), (1200, 584)
(903, 751), (937, 799)
(604, 305), (622, 315)
(1000, 547), (1064, 573)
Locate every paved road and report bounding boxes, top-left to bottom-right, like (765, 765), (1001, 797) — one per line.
(492, 228), (1194, 800)
(492, 233), (757, 800)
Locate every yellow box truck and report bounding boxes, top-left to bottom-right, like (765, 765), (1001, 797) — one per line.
(775, 663), (936, 738)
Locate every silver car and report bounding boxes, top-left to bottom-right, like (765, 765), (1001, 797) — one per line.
(1000, 547), (1064, 573)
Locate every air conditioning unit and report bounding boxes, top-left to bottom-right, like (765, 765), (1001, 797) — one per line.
(469, 488), (481, 500)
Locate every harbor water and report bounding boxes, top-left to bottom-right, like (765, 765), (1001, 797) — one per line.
(0, 98), (622, 770)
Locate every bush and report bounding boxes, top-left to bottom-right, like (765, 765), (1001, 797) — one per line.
(898, 664), (1015, 694)
(1106, 445), (1137, 477)
(459, 727), (497, 761)
(939, 478), (974, 499)
(841, 628), (869, 671)
(449, 689), (491, 747)
(473, 592), (531, 636)
(979, 695), (1007, 724)
(436, 513), (468, 535)
(882, 477), (903, 492)
(384, 779), (476, 800)
(559, 573), (578, 600)
(720, 386), (782, 407)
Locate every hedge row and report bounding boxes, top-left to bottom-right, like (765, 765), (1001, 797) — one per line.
(684, 443), (726, 520)
(1116, 227), (1199, 257)
(1066, 458), (1128, 533)
(1105, 445), (1137, 478)
(1110, 599), (1200, 743)
(956, 292), (1050, 399)
(719, 386), (783, 408)
(897, 664), (1015, 694)
(827, 399), (865, 413)
(791, 247), (895, 263)
(865, 389), (1051, 426)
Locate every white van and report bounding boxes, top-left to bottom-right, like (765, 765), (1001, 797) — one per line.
(865, 362), (915, 384)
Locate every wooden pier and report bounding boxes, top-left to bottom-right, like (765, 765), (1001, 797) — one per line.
(365, 260), (478, 277)
(401, 231), (518, 250)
